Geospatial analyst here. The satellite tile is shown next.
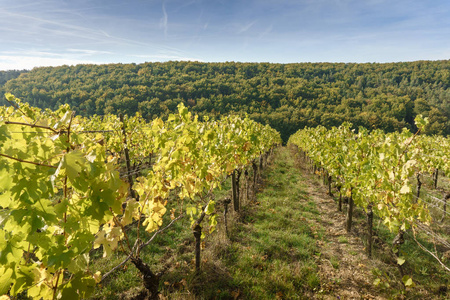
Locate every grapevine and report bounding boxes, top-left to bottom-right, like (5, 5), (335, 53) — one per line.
(0, 94), (281, 299)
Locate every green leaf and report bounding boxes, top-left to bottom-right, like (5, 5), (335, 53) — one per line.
(402, 275), (414, 287)
(204, 200), (215, 215)
(67, 253), (89, 274)
(62, 151), (85, 181)
(186, 206), (197, 220)
(373, 278), (381, 286)
(54, 198), (69, 218)
(11, 264), (35, 295)
(0, 235), (24, 265)
(400, 223), (407, 231)
(414, 114), (429, 130)
(0, 267), (13, 295)
(5, 92), (14, 102)
(47, 247), (73, 269)
(67, 274), (96, 299)
(58, 110), (73, 128)
(59, 283), (80, 300)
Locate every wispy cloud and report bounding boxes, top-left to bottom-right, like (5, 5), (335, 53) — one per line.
(237, 21), (257, 34)
(0, 8), (113, 48)
(161, 0), (168, 39)
(0, 0), (449, 68)
(0, 2), (192, 60)
(258, 25), (273, 39)
(1, 50), (64, 57)
(67, 49), (113, 55)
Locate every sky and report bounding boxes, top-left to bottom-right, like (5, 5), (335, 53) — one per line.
(0, 0), (450, 70)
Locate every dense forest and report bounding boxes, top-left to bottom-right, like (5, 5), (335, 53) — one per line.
(0, 61), (449, 141)
(0, 70), (28, 87)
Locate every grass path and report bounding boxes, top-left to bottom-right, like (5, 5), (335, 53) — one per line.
(291, 146), (388, 299)
(220, 146), (385, 299)
(92, 146), (449, 299)
(213, 146), (324, 299)
(289, 146), (450, 300)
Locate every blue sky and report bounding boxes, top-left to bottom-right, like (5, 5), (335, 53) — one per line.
(0, 0), (449, 70)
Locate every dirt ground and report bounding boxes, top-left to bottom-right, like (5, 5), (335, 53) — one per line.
(293, 152), (393, 299)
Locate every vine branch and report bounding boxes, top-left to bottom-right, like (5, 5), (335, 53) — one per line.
(101, 213), (184, 282)
(0, 153), (57, 168)
(4, 121), (59, 133)
(139, 213), (185, 251)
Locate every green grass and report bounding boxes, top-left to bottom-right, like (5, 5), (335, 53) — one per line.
(370, 220), (450, 298)
(89, 210), (195, 299)
(342, 194), (450, 299)
(202, 147), (322, 299)
(89, 147), (322, 299)
(302, 149), (450, 299)
(337, 236), (348, 244)
(90, 146), (450, 299)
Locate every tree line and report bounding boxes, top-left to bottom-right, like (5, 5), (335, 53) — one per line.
(0, 61), (449, 141)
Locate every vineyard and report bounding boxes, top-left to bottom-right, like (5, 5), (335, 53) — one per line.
(0, 94), (280, 299)
(288, 118), (450, 289)
(1, 93), (450, 299)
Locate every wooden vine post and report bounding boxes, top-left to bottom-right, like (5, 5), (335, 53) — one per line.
(346, 188), (354, 232)
(193, 225), (202, 272)
(236, 169), (242, 206)
(259, 153), (263, 173)
(119, 113), (139, 201)
(337, 184), (342, 212)
(244, 169), (249, 204)
(416, 173), (422, 200)
(232, 170), (239, 212)
(366, 204), (374, 258)
(433, 168), (439, 189)
(264, 151), (269, 168)
(252, 160), (258, 195)
(327, 173), (333, 196)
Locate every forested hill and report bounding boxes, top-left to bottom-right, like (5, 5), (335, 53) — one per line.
(1, 61), (449, 141)
(0, 70), (28, 87)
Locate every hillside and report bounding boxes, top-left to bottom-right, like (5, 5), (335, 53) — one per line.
(1, 61), (450, 141)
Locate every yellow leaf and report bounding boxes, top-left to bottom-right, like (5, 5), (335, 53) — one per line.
(226, 163), (234, 174)
(399, 184), (411, 194)
(121, 199), (140, 226)
(93, 271), (102, 283)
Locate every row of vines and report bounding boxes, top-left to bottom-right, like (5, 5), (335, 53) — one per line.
(0, 93), (281, 299)
(288, 116), (450, 286)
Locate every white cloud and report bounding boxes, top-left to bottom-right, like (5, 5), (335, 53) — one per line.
(0, 54), (97, 71)
(128, 54), (203, 62)
(67, 49), (113, 55)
